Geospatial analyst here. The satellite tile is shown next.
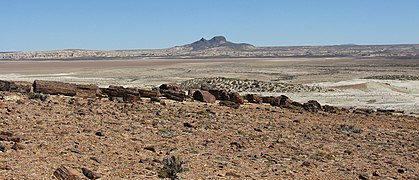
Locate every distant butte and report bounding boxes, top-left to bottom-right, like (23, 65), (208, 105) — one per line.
(184, 36), (255, 51)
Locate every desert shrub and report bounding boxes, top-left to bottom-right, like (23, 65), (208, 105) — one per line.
(27, 93), (48, 101)
(337, 124), (362, 134)
(158, 156), (185, 180)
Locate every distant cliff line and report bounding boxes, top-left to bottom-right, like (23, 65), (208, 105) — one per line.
(1, 36), (418, 60)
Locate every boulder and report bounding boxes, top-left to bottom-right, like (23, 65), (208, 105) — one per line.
(245, 94), (262, 104)
(193, 90), (216, 103)
(33, 80), (77, 96)
(229, 92), (244, 104)
(303, 100), (322, 112)
(76, 84), (98, 98)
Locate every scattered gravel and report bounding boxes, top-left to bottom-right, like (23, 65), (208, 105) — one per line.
(364, 74), (419, 80)
(181, 77), (324, 93)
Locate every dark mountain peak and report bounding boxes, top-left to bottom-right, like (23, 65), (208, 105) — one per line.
(186, 36), (254, 51)
(210, 36), (227, 43)
(199, 37), (207, 42)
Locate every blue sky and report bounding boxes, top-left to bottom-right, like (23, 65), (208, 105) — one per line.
(1, 0), (418, 51)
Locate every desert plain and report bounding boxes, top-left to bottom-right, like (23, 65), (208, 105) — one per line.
(0, 57), (418, 113)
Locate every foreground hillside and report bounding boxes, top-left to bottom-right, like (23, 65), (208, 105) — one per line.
(1, 90), (418, 179)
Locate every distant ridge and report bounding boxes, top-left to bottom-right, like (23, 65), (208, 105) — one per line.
(183, 36), (255, 51)
(0, 36), (418, 60)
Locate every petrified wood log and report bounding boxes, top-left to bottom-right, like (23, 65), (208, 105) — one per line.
(138, 89), (160, 98)
(160, 89), (186, 102)
(76, 84), (98, 98)
(33, 80), (77, 96)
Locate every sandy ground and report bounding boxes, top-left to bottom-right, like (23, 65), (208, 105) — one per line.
(0, 58), (418, 113)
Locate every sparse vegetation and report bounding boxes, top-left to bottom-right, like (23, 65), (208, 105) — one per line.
(27, 92), (48, 101)
(158, 156), (185, 180)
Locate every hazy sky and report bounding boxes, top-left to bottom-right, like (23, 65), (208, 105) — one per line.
(1, 0), (418, 51)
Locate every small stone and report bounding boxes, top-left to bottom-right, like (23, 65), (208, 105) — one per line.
(160, 101), (166, 106)
(82, 168), (101, 179)
(140, 158), (151, 163)
(0, 143), (6, 152)
(397, 168), (405, 173)
(95, 131), (105, 137)
(301, 161), (311, 167)
(183, 122), (194, 128)
(11, 142), (25, 150)
(358, 174), (368, 180)
(0, 164), (12, 170)
(344, 150), (352, 155)
(0, 102), (7, 109)
(0, 131), (22, 142)
(53, 165), (82, 180)
(65, 155), (74, 161)
(225, 172), (241, 178)
(144, 146), (156, 152)
(90, 156), (102, 164)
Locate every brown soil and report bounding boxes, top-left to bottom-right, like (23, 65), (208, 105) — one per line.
(1, 91), (418, 179)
